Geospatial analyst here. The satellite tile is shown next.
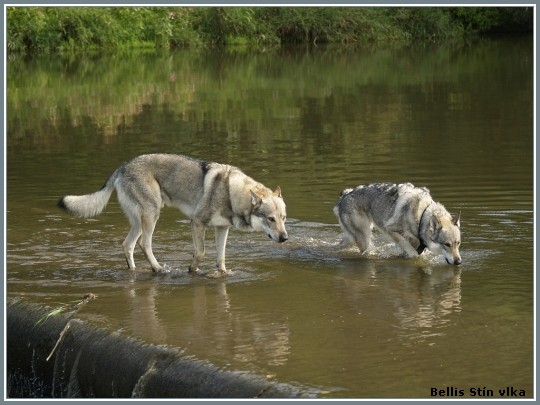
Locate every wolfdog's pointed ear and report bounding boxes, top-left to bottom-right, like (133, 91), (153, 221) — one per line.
(251, 190), (262, 208)
(273, 186), (282, 198)
(452, 211), (461, 228)
(430, 216), (441, 231)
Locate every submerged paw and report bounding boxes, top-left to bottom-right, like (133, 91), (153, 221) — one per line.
(206, 270), (232, 279)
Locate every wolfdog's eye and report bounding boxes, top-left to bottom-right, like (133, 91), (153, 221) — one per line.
(445, 243), (452, 247)
(267, 216), (276, 223)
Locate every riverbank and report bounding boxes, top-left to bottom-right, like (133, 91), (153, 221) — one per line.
(7, 298), (317, 398)
(7, 6), (533, 53)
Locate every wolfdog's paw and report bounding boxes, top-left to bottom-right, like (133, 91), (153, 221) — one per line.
(188, 266), (203, 277)
(206, 270), (232, 279)
(153, 263), (172, 274)
(336, 239), (351, 250)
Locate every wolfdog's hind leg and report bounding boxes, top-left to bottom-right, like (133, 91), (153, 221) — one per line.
(341, 214), (372, 253)
(123, 221), (142, 270)
(189, 221), (206, 273)
(354, 233), (371, 253)
(350, 222), (372, 253)
(139, 213), (163, 272)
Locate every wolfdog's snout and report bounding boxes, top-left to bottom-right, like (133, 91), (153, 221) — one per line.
(447, 257), (462, 265)
(269, 233), (288, 243)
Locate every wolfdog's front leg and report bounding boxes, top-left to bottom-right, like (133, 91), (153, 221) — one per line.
(215, 226), (231, 274)
(388, 231), (420, 258)
(189, 221), (206, 273)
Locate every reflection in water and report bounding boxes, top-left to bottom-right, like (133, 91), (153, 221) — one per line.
(6, 37), (533, 397)
(127, 285), (167, 343)
(124, 278), (291, 371)
(333, 261), (462, 343)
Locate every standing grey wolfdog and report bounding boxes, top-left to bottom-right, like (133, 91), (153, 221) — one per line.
(58, 154), (288, 276)
(333, 182), (461, 265)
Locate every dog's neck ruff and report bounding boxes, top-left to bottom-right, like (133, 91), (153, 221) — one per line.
(417, 202), (433, 255)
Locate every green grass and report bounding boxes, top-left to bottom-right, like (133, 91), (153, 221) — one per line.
(7, 6), (533, 53)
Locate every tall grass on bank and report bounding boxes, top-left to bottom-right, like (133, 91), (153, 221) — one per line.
(7, 7), (201, 52)
(7, 6), (533, 53)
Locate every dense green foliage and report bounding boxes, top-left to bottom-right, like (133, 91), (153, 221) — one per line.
(7, 6), (533, 53)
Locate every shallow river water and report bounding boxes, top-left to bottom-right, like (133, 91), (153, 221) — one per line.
(6, 37), (534, 398)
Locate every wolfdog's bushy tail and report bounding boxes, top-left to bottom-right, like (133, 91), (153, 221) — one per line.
(58, 165), (124, 218)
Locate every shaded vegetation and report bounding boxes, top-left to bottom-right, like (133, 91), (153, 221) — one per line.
(7, 6), (533, 53)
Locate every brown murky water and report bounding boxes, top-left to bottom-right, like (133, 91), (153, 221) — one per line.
(6, 37), (533, 398)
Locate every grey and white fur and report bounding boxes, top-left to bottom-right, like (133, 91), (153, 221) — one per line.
(334, 182), (461, 265)
(58, 153), (288, 276)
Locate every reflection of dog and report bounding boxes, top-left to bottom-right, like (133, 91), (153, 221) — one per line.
(334, 183), (461, 265)
(58, 154), (288, 276)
